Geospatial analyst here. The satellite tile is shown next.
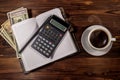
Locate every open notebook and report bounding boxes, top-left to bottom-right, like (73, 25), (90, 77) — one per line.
(12, 8), (78, 73)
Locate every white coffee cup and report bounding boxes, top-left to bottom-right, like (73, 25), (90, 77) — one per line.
(81, 25), (116, 56)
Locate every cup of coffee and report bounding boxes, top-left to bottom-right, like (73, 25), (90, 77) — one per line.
(81, 25), (116, 56)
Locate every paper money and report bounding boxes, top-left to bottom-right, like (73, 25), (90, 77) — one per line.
(0, 27), (16, 50)
(1, 20), (14, 42)
(1, 20), (15, 44)
(7, 7), (29, 25)
(1, 20), (12, 33)
(0, 20), (20, 58)
(7, 7), (24, 23)
(0, 7), (29, 58)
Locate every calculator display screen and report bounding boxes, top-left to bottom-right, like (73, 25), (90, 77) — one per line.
(50, 19), (67, 32)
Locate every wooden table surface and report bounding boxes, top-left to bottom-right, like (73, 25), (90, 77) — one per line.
(0, 0), (120, 80)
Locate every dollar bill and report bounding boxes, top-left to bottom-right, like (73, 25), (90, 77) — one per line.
(0, 27), (16, 50)
(0, 28), (15, 47)
(0, 7), (29, 58)
(0, 20), (19, 58)
(1, 20), (12, 34)
(7, 7), (24, 22)
(7, 7), (29, 25)
(1, 20), (15, 45)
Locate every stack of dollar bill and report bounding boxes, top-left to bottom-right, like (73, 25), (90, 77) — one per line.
(0, 7), (29, 58)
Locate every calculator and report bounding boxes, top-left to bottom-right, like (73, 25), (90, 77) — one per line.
(31, 15), (70, 58)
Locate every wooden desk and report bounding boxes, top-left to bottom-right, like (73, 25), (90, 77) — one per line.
(0, 0), (120, 80)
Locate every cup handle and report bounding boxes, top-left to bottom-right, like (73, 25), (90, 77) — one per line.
(111, 38), (116, 42)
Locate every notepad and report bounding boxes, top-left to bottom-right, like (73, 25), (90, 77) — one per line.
(12, 8), (78, 72)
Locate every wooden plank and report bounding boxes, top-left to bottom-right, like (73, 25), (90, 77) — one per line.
(0, 0), (120, 79)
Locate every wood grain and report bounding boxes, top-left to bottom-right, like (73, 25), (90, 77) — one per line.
(0, 0), (120, 80)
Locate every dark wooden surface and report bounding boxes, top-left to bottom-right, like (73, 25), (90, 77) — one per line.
(0, 0), (120, 80)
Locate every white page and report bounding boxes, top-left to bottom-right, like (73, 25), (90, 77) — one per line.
(12, 18), (38, 50)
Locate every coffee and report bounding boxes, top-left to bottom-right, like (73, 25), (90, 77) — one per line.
(90, 30), (109, 48)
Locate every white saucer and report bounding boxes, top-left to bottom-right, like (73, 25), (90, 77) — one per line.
(81, 25), (113, 56)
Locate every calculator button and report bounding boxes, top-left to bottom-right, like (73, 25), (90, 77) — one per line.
(36, 41), (39, 44)
(41, 41), (43, 43)
(45, 40), (48, 43)
(37, 47), (40, 50)
(40, 49), (43, 52)
(39, 44), (41, 46)
(37, 38), (40, 41)
(46, 26), (50, 29)
(43, 51), (46, 53)
(59, 34), (62, 37)
(52, 44), (55, 47)
(42, 46), (45, 49)
(47, 45), (50, 48)
(44, 43), (46, 46)
(50, 47), (53, 50)
(49, 42), (52, 45)
(33, 44), (37, 48)
(48, 50), (51, 53)
(45, 48), (48, 51)
(43, 38), (45, 41)
(46, 53), (49, 56)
